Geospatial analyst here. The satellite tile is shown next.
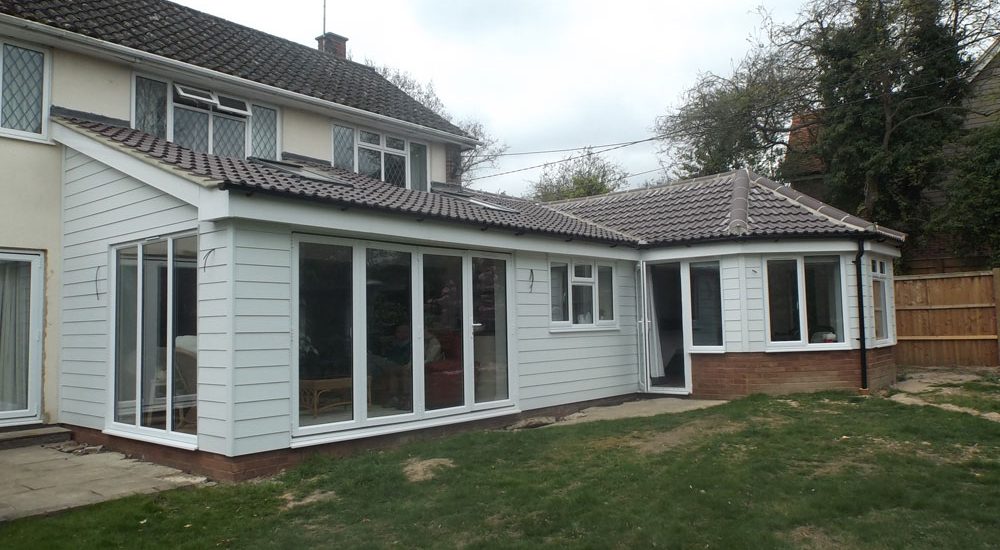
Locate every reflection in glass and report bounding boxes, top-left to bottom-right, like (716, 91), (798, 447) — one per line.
(367, 249), (413, 417)
(873, 279), (888, 340)
(0, 259), (32, 412)
(805, 256), (844, 343)
(423, 255), (464, 410)
(550, 263), (568, 321)
(171, 236), (199, 434)
(572, 285), (593, 324)
(140, 240), (168, 429)
(767, 259), (800, 342)
(358, 147), (382, 180)
(298, 243), (354, 426)
(473, 258), (508, 402)
(598, 266), (614, 321)
(690, 261), (722, 346)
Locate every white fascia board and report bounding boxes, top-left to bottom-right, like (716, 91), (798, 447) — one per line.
(865, 240), (903, 258)
(0, 16), (479, 148)
(223, 193), (640, 260)
(52, 121), (209, 207)
(639, 238), (871, 262)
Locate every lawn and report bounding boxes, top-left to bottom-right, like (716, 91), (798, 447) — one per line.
(1, 391), (999, 549)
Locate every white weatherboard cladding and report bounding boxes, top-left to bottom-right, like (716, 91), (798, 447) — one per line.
(514, 252), (639, 410)
(59, 148), (199, 431)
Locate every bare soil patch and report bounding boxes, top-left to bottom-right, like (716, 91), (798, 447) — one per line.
(281, 489), (337, 510)
(403, 458), (455, 482)
(782, 525), (845, 550)
(626, 418), (745, 454)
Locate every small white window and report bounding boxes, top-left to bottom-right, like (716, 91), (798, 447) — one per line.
(173, 83), (218, 105)
(550, 259), (616, 327)
(1, 41), (46, 136)
(765, 255), (846, 346)
(872, 259), (891, 342)
(216, 95), (251, 117)
(337, 125), (422, 189)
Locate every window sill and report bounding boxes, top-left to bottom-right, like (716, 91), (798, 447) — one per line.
(872, 339), (895, 348)
(103, 426), (198, 451)
(764, 343), (852, 353)
(549, 324), (620, 334)
(0, 129), (52, 145)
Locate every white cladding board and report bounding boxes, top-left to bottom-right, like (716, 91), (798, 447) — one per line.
(59, 148), (199, 430)
(515, 252), (639, 410)
(230, 222), (293, 455)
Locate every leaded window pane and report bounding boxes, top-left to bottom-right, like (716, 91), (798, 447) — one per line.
(358, 147), (381, 180)
(385, 136), (405, 150)
(173, 107), (209, 153)
(384, 152), (406, 187)
(1, 44), (44, 134)
(213, 114), (246, 159)
(333, 125), (355, 170)
(135, 76), (167, 139)
(410, 143), (428, 191)
(250, 105), (277, 160)
(359, 130), (380, 145)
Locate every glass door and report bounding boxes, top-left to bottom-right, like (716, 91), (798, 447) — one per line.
(0, 252), (42, 424)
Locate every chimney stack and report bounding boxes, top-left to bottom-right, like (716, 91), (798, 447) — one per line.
(316, 32), (349, 58)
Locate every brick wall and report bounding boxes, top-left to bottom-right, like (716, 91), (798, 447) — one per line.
(691, 348), (896, 400)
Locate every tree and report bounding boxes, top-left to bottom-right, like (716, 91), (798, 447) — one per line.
(655, 0), (998, 239)
(366, 63), (507, 185)
(526, 148), (629, 201)
(938, 124), (1000, 264)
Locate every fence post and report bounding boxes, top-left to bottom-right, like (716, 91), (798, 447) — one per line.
(993, 268), (1000, 364)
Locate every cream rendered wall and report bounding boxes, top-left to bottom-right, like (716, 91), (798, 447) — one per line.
(50, 49), (131, 121)
(0, 139), (62, 422)
(429, 143), (447, 182)
(282, 107), (333, 161)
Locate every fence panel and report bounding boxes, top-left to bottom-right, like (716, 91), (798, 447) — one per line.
(894, 270), (1000, 367)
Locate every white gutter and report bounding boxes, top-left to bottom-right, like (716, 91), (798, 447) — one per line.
(0, 14), (481, 148)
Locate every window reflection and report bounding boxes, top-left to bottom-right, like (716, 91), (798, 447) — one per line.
(423, 255), (464, 410)
(367, 249), (413, 417)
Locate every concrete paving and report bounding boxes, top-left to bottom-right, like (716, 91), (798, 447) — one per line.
(0, 445), (206, 521)
(554, 397), (727, 426)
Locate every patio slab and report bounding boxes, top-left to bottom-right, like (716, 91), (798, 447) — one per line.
(554, 397), (727, 426)
(0, 445), (206, 521)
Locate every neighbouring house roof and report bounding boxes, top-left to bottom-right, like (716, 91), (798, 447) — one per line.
(54, 116), (635, 245)
(54, 117), (904, 248)
(0, 0), (467, 138)
(548, 170), (906, 245)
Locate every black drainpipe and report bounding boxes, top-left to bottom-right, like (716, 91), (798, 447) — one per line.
(855, 237), (869, 390)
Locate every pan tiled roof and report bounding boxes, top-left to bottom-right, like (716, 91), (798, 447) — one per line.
(54, 117), (634, 245)
(55, 117), (903, 247)
(0, 0), (466, 137)
(548, 170), (906, 245)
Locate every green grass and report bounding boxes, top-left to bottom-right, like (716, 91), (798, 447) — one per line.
(2, 393), (999, 549)
(923, 378), (1000, 413)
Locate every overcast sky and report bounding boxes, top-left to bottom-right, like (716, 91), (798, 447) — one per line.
(174, 0), (802, 196)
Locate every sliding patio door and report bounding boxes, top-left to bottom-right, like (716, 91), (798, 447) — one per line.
(0, 252), (42, 424)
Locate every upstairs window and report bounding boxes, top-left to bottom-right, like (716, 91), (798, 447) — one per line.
(133, 75), (278, 160)
(550, 259), (616, 328)
(331, 123), (429, 190)
(0, 40), (46, 137)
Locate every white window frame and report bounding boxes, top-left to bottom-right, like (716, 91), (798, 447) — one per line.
(130, 72), (281, 159)
(105, 232), (199, 450)
(291, 234), (517, 438)
(0, 37), (51, 143)
(763, 254), (851, 351)
(685, 259), (726, 354)
(330, 123), (430, 190)
(871, 257), (894, 346)
(0, 250), (44, 426)
(549, 256), (618, 332)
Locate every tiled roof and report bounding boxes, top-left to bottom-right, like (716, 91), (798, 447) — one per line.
(0, 0), (466, 137)
(54, 117), (634, 245)
(548, 170), (906, 245)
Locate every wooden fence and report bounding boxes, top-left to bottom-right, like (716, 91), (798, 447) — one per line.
(894, 270), (1000, 367)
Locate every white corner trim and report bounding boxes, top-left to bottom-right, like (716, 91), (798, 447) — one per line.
(51, 121), (216, 207)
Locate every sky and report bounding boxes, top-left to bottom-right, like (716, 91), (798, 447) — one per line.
(173, 0), (804, 196)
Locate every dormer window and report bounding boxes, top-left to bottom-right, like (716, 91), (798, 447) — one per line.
(132, 75), (279, 160)
(331, 124), (429, 191)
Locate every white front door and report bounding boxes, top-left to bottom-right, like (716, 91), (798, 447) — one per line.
(0, 251), (43, 425)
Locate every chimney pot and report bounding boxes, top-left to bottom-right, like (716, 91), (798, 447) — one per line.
(316, 32), (348, 58)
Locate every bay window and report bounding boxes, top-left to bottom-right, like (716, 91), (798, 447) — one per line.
(872, 258), (891, 342)
(330, 124), (429, 190)
(294, 237), (512, 433)
(550, 259), (616, 327)
(133, 75), (278, 160)
(765, 255), (846, 347)
(1, 40), (46, 137)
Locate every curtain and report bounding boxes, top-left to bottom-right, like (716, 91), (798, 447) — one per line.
(645, 270), (665, 379)
(0, 260), (30, 412)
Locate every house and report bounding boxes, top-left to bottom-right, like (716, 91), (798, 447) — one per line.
(0, 0), (902, 480)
